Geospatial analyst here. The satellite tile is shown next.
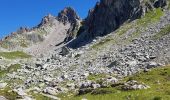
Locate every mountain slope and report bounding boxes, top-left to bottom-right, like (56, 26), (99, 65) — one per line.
(0, 0), (170, 100)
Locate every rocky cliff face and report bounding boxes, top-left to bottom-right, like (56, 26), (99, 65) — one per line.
(84, 0), (168, 37)
(58, 7), (81, 42)
(67, 0), (168, 48)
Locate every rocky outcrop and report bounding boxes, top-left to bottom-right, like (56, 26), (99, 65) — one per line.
(58, 7), (81, 43)
(85, 0), (168, 37)
(67, 0), (168, 48)
(58, 7), (80, 25)
(17, 27), (30, 34)
(154, 0), (168, 8)
(84, 0), (142, 37)
(38, 14), (57, 27)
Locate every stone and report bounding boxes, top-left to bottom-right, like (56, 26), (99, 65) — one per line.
(43, 87), (58, 95)
(61, 74), (68, 79)
(0, 96), (7, 100)
(13, 88), (27, 96)
(122, 80), (150, 90)
(80, 81), (92, 89)
(106, 77), (118, 85)
(22, 96), (34, 100)
(127, 61), (137, 67)
(59, 47), (70, 56)
(66, 83), (75, 90)
(0, 83), (7, 89)
(42, 64), (49, 69)
(91, 83), (101, 89)
(147, 62), (159, 68)
(154, 0), (167, 8)
(81, 72), (89, 78)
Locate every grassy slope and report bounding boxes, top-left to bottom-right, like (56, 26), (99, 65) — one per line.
(0, 51), (31, 59)
(63, 65), (170, 100)
(0, 64), (21, 78)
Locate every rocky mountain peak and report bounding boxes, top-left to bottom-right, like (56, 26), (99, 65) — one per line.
(58, 7), (80, 25)
(17, 27), (30, 34)
(38, 14), (56, 27)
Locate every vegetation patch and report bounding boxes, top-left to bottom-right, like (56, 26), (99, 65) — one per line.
(30, 93), (52, 100)
(0, 64), (21, 78)
(0, 51), (31, 59)
(0, 87), (19, 100)
(63, 65), (170, 100)
(153, 24), (170, 39)
(87, 74), (107, 81)
(137, 8), (164, 27)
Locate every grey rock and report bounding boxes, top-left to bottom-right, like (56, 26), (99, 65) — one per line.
(122, 80), (150, 90)
(0, 83), (7, 89)
(147, 62), (159, 68)
(43, 87), (58, 95)
(80, 81), (92, 89)
(0, 96), (7, 100)
(13, 88), (27, 96)
(106, 77), (118, 85)
(59, 47), (70, 56)
(66, 83), (75, 90)
(91, 83), (101, 89)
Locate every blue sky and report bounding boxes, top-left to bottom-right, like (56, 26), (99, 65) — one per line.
(0, 0), (99, 38)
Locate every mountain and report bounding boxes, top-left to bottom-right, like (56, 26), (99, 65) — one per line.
(0, 0), (170, 100)
(0, 7), (81, 56)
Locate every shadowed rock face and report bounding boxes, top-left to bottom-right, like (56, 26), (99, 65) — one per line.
(84, 0), (168, 37)
(67, 0), (168, 48)
(85, 0), (142, 37)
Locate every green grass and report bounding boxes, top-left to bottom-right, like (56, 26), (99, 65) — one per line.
(0, 87), (19, 100)
(153, 24), (170, 39)
(30, 93), (52, 100)
(87, 74), (107, 81)
(61, 65), (170, 100)
(137, 8), (163, 26)
(0, 51), (31, 59)
(0, 64), (21, 78)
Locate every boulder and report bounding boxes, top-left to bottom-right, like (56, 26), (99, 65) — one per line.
(43, 87), (58, 95)
(80, 81), (92, 89)
(59, 47), (70, 56)
(0, 96), (7, 100)
(147, 62), (159, 69)
(106, 77), (118, 85)
(122, 80), (150, 90)
(0, 83), (7, 89)
(91, 83), (101, 89)
(13, 88), (27, 96)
